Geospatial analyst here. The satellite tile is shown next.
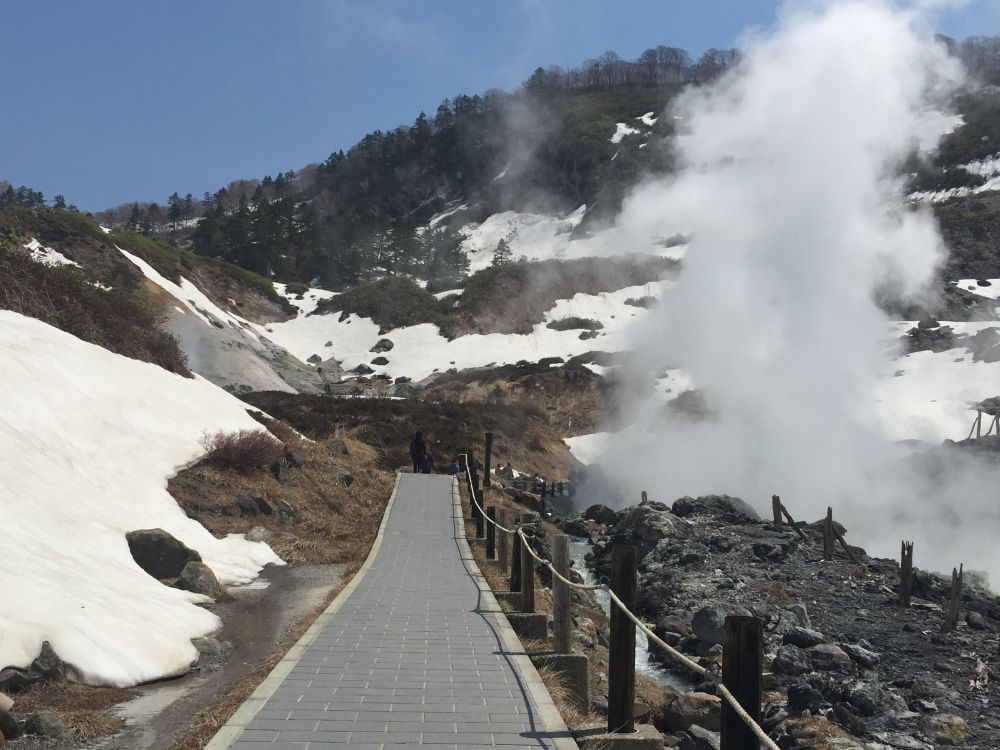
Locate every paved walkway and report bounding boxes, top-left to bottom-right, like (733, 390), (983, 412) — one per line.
(224, 473), (573, 749)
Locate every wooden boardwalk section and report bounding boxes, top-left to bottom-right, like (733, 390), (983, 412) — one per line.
(209, 473), (575, 749)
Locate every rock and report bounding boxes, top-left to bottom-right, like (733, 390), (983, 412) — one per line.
(235, 493), (259, 516)
(584, 504), (618, 525)
(966, 610), (990, 630)
(807, 644), (855, 674)
(306, 353), (322, 364)
(126, 528), (201, 579)
(848, 682), (878, 717)
(324, 340), (333, 346)
(30, 642), (64, 682)
(371, 356), (389, 366)
(284, 445), (306, 468)
(328, 465), (355, 487)
(353, 364), (375, 375)
(23, 711), (68, 738)
(176, 561), (226, 598)
(773, 644), (813, 677)
(787, 603), (811, 628)
(611, 504), (675, 547)
(923, 713), (967, 745)
(271, 461), (291, 483)
(841, 642), (880, 668)
(832, 702), (866, 737)
(658, 692), (721, 732)
(192, 636), (232, 657)
(655, 616), (692, 639)
(690, 604), (750, 645)
(678, 725), (721, 750)
(254, 496), (273, 514)
(370, 338), (394, 353)
(671, 494), (760, 524)
(917, 316), (940, 329)
(783, 627), (825, 648)
(787, 681), (825, 712)
(0, 667), (31, 693)
(0, 709), (21, 739)
(272, 497), (296, 523)
(324, 494), (348, 514)
(871, 732), (932, 750)
(245, 526), (271, 543)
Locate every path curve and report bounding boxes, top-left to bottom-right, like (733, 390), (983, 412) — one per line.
(208, 472), (576, 749)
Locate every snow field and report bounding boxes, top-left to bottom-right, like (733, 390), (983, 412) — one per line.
(24, 237), (79, 268)
(273, 281), (337, 315)
(0, 312), (282, 687)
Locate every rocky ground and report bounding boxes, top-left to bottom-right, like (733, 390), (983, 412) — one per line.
(553, 495), (1000, 749)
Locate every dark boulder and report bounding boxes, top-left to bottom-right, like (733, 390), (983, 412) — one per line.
(772, 644), (813, 676)
(783, 627), (825, 648)
(126, 529), (201, 579)
(23, 711), (68, 738)
(175, 561), (226, 599)
(370, 338), (394, 353)
(306, 353), (322, 364)
(371, 356), (389, 366)
(584, 504), (619, 525)
(235, 493), (259, 516)
(691, 604), (750, 645)
(284, 445), (307, 468)
(30, 642), (64, 682)
(788, 681), (825, 712)
(671, 495), (760, 524)
(272, 497), (297, 523)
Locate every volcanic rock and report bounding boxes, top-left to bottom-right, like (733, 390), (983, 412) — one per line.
(126, 528), (201, 579)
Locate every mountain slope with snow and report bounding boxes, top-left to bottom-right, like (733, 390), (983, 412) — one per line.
(0, 311), (281, 687)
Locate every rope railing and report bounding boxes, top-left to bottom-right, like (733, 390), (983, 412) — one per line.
(458, 453), (779, 750)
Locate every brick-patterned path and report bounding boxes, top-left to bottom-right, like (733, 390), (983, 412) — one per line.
(227, 473), (573, 749)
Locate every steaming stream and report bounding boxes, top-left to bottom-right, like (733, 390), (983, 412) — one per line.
(568, 539), (692, 693)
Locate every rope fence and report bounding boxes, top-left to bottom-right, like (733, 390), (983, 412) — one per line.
(459, 452), (779, 750)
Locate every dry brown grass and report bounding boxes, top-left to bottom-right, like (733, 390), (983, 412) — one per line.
(13, 681), (132, 739)
(170, 566), (358, 750)
(535, 663), (586, 728)
(200, 429), (284, 473)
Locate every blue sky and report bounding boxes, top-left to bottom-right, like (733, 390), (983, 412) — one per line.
(2, 0), (998, 211)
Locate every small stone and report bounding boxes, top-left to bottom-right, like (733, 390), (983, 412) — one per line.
(808, 644), (856, 674)
(307, 353), (322, 364)
(923, 713), (967, 745)
(841, 642), (881, 668)
(371, 356), (389, 366)
(783, 627), (825, 648)
(23, 711), (68, 738)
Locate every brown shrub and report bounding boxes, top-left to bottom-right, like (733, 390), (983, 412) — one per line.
(199, 430), (283, 473)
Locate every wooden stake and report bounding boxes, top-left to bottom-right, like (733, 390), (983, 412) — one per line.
(498, 508), (510, 572)
(608, 544), (637, 734)
(831, 522), (858, 564)
(942, 564), (963, 632)
(486, 507), (496, 559)
(900, 540), (913, 608)
(510, 528), (522, 593)
(772, 495), (782, 528)
(721, 616), (763, 750)
(520, 531), (535, 613)
(977, 411), (983, 439)
(484, 432), (494, 488)
(823, 507), (834, 561)
(552, 535), (571, 654)
(475, 487), (485, 539)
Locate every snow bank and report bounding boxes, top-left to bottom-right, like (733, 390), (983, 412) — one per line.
(24, 238), (79, 268)
(951, 279), (1000, 301)
(611, 122), (641, 143)
(0, 312), (282, 687)
(257, 282), (668, 381)
(274, 282), (337, 316)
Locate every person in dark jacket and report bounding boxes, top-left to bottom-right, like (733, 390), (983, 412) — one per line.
(409, 431), (426, 473)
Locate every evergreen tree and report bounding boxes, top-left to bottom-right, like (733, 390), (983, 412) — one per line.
(491, 238), (513, 267)
(52, 194), (66, 209)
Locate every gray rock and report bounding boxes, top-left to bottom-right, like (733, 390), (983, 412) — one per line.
(0, 667), (31, 693)
(966, 610), (990, 630)
(284, 445), (306, 468)
(832, 702), (866, 737)
(271, 461), (291, 484)
(235, 493), (259, 516)
(272, 497), (296, 523)
(126, 528), (201, 579)
(193, 636), (233, 658)
(773, 644), (813, 676)
(371, 356), (389, 366)
(671, 495), (760, 524)
(254, 496), (273, 514)
(841, 642), (881, 668)
(176, 561), (226, 599)
(584, 504), (618, 525)
(328, 465), (355, 487)
(848, 682), (878, 716)
(808, 644), (856, 674)
(658, 692), (721, 732)
(787, 603), (811, 628)
(783, 627), (825, 648)
(787, 681), (825, 711)
(31, 641), (64, 681)
(871, 732), (932, 750)
(678, 725), (721, 750)
(690, 603), (750, 645)
(306, 353), (322, 364)
(23, 711), (68, 738)
(923, 713), (967, 745)
(370, 338), (395, 353)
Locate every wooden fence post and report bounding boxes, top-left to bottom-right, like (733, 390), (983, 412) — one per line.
(772, 495), (782, 528)
(942, 565), (964, 632)
(721, 616), (763, 750)
(552, 535), (571, 654)
(498, 508), (510, 572)
(475, 487), (485, 539)
(520, 530), (535, 613)
(823, 507), (834, 561)
(608, 544), (637, 733)
(486, 507), (496, 559)
(484, 432), (494, 488)
(510, 528), (522, 592)
(900, 541), (913, 608)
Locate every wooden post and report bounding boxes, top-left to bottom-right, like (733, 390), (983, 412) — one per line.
(510, 528), (522, 592)
(779, 503), (809, 542)
(977, 410), (983, 439)
(608, 544), (637, 734)
(475, 487), (485, 539)
(558, 481), (564, 496)
(552, 535), (571, 654)
(486, 507), (496, 559)
(900, 541), (913, 608)
(721, 616), (763, 750)
(772, 495), (782, 528)
(831, 522), (858, 563)
(823, 507), (834, 561)
(520, 530), (535, 613)
(484, 432), (494, 488)
(942, 564), (964, 632)
(498, 508), (510, 572)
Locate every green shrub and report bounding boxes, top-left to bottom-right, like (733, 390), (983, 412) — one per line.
(313, 276), (453, 333)
(624, 296), (656, 308)
(284, 281), (309, 297)
(545, 316), (604, 331)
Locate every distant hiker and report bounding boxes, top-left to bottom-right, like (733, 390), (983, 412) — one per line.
(445, 458), (461, 475)
(500, 463), (515, 480)
(410, 431), (426, 473)
(422, 451), (434, 474)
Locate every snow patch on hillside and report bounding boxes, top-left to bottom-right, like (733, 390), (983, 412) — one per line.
(951, 279), (1000, 300)
(0, 312), (281, 687)
(258, 282), (669, 381)
(637, 112), (658, 126)
(611, 122), (641, 143)
(24, 238), (79, 268)
(274, 282), (337, 316)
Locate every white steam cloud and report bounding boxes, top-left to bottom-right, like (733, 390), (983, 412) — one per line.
(596, 2), (1000, 580)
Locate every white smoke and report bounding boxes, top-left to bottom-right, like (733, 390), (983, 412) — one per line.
(596, 2), (1000, 579)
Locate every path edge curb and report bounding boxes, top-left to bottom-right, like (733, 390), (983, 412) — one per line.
(450, 477), (580, 750)
(203, 472), (403, 750)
